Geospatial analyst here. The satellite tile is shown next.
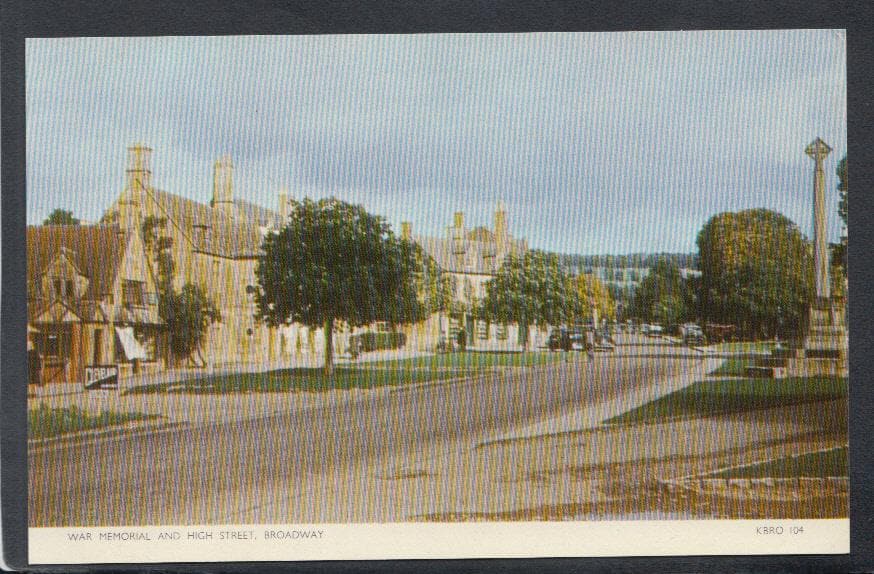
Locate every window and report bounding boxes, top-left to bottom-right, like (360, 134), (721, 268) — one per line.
(496, 324), (509, 340)
(45, 334), (59, 357)
(122, 280), (145, 306)
(65, 279), (74, 298)
(53, 279), (62, 297)
(477, 320), (489, 340)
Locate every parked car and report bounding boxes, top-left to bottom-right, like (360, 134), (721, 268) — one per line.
(681, 324), (707, 345)
(643, 323), (663, 337)
(547, 328), (586, 351)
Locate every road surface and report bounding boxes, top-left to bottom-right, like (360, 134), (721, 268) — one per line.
(29, 340), (706, 526)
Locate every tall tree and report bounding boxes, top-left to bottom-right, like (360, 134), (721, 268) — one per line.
(481, 250), (575, 349)
(697, 209), (812, 340)
(255, 198), (425, 375)
(573, 273), (616, 324)
(833, 156), (848, 275)
(630, 259), (691, 327)
(837, 155), (847, 226)
(140, 216), (221, 366)
(43, 209), (80, 226)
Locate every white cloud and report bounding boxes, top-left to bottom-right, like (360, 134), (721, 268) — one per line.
(26, 31), (846, 252)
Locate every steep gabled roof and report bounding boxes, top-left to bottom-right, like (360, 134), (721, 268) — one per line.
(145, 189), (279, 258)
(27, 224), (129, 300)
(414, 233), (526, 275)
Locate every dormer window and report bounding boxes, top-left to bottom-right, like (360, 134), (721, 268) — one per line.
(51, 278), (74, 298)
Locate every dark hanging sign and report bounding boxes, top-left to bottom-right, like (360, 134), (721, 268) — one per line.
(84, 365), (119, 390)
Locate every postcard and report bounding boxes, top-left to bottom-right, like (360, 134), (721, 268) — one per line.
(23, 31), (848, 564)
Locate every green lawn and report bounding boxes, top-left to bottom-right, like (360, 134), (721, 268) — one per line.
(709, 356), (753, 377)
(370, 351), (569, 371)
(605, 376), (848, 425)
(709, 446), (848, 479)
(29, 403), (156, 440)
(127, 364), (470, 395)
(128, 351), (565, 395)
(708, 341), (776, 354)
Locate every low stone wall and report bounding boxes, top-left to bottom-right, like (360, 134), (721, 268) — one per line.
(662, 476), (849, 500)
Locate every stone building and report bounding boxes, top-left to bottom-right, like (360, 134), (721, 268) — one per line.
(38, 144), (545, 382)
(102, 145), (332, 369)
(27, 223), (163, 385)
(403, 207), (549, 351)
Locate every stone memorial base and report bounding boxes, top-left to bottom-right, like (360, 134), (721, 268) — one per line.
(746, 298), (847, 379)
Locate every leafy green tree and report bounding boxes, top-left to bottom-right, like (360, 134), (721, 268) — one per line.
(481, 250), (575, 349)
(140, 216), (221, 366)
(43, 209), (80, 226)
(630, 259), (691, 327)
(697, 209), (812, 340)
(573, 273), (616, 323)
(163, 284), (222, 365)
(833, 156), (848, 275)
(411, 242), (455, 316)
(837, 155), (847, 226)
(255, 198), (425, 375)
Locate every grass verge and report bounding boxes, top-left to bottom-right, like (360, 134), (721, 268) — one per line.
(605, 376), (848, 425)
(709, 446), (848, 479)
(708, 341), (776, 354)
(128, 351), (565, 395)
(29, 403), (156, 440)
(127, 365), (471, 395)
(371, 351), (568, 370)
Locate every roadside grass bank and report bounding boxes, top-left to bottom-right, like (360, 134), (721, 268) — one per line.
(708, 341), (776, 354)
(126, 365), (471, 395)
(708, 342), (777, 377)
(708, 446), (848, 479)
(605, 376), (848, 425)
(127, 351), (567, 395)
(29, 403), (156, 440)
(370, 351), (569, 370)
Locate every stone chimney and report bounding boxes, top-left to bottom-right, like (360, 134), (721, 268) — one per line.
(278, 190), (289, 221)
(451, 211), (466, 256)
(494, 202), (508, 244)
(212, 156), (234, 208)
(401, 221), (412, 241)
(126, 144), (153, 192)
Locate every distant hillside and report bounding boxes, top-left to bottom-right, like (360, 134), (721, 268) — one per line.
(556, 252), (699, 273)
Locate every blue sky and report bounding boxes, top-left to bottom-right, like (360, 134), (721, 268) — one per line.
(26, 31), (846, 254)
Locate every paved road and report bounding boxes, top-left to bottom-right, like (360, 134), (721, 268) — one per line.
(29, 341), (706, 526)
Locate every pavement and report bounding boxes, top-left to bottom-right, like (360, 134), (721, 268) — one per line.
(29, 338), (847, 525)
(27, 347), (438, 435)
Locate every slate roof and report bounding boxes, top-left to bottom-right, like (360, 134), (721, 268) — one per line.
(27, 224), (129, 301)
(145, 189), (280, 258)
(27, 225), (131, 323)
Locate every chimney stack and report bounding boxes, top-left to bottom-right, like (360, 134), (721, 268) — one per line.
(401, 221), (412, 240)
(278, 190), (290, 221)
(212, 156), (234, 208)
(126, 144), (153, 191)
(454, 211), (464, 230)
(494, 202), (508, 240)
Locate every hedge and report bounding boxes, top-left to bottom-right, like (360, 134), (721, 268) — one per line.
(350, 331), (407, 353)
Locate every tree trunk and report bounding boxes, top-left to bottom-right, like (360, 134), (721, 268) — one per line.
(323, 318), (334, 377)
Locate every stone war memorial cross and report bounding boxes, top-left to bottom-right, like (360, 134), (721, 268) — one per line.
(797, 137), (848, 377)
(749, 138), (848, 379)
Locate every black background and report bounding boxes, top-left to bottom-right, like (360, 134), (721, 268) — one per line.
(2, 1), (873, 572)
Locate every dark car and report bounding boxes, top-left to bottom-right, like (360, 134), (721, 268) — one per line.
(547, 328), (586, 351)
